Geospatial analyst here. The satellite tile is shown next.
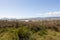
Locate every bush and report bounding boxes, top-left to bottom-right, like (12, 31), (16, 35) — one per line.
(18, 26), (31, 40)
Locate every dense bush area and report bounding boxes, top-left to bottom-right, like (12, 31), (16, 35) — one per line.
(0, 20), (60, 40)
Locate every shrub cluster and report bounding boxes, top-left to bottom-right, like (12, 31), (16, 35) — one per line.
(0, 20), (60, 40)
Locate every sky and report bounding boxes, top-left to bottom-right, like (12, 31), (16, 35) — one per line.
(0, 0), (60, 19)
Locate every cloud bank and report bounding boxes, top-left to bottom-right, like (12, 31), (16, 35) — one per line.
(37, 12), (60, 17)
(0, 12), (60, 19)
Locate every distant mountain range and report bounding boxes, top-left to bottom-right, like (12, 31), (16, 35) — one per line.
(28, 17), (60, 20)
(19, 17), (60, 21)
(0, 17), (17, 20)
(0, 17), (60, 21)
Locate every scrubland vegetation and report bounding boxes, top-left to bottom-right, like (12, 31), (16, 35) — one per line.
(0, 20), (60, 40)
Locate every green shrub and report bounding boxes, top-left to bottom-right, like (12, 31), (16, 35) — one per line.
(18, 26), (31, 40)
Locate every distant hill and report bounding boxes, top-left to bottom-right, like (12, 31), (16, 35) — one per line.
(23, 17), (60, 21)
(0, 17), (60, 21)
(0, 17), (17, 21)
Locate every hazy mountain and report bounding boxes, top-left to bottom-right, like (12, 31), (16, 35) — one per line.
(0, 17), (9, 20)
(0, 17), (60, 21)
(25, 17), (60, 20)
(0, 17), (17, 21)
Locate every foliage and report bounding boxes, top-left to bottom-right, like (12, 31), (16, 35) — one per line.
(0, 20), (60, 40)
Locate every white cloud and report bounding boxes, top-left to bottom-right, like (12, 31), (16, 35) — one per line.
(37, 12), (60, 17)
(0, 15), (22, 19)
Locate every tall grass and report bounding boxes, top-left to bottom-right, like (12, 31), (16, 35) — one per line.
(0, 20), (60, 40)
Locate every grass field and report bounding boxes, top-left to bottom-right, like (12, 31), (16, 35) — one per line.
(0, 20), (60, 40)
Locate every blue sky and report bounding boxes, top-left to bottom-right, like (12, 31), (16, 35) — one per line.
(0, 0), (60, 18)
